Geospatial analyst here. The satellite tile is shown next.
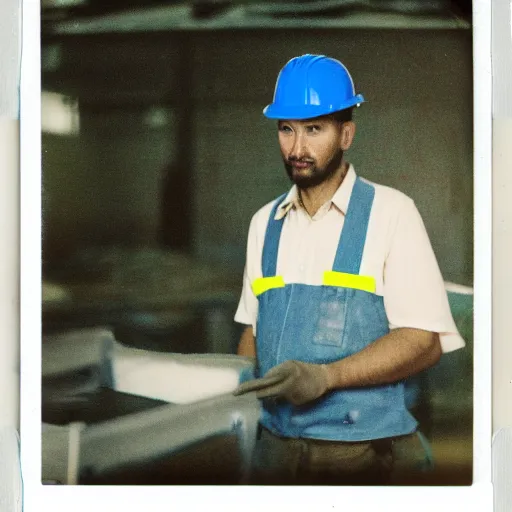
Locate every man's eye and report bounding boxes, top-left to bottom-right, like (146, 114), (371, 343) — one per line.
(279, 125), (292, 133)
(307, 125), (322, 133)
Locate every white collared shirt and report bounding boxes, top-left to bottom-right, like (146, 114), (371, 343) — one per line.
(234, 164), (465, 353)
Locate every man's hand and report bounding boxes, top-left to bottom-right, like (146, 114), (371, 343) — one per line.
(233, 360), (331, 406)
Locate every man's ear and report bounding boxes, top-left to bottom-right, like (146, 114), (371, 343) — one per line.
(340, 121), (356, 151)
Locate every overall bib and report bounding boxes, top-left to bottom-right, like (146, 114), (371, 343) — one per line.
(252, 177), (418, 442)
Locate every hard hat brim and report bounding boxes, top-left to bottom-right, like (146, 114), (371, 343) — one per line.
(263, 94), (365, 120)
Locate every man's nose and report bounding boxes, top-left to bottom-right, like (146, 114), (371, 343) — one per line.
(289, 133), (307, 160)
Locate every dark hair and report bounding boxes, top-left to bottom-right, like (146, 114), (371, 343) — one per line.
(331, 107), (354, 124)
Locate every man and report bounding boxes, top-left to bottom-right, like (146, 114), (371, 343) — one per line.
(233, 54), (465, 485)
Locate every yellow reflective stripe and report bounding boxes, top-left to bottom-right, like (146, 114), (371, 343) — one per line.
(252, 276), (286, 297)
(322, 271), (376, 293)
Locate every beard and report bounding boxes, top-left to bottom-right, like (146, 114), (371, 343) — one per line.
(284, 148), (344, 189)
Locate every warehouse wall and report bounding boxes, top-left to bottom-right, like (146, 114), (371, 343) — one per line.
(42, 28), (473, 285)
(191, 30), (473, 284)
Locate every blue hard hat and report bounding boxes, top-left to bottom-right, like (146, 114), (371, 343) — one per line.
(263, 54), (365, 120)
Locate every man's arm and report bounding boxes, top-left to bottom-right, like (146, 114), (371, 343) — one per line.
(234, 327), (441, 405)
(237, 325), (256, 358)
(324, 327), (441, 391)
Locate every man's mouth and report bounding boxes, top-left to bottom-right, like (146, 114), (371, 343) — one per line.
(290, 161), (314, 170)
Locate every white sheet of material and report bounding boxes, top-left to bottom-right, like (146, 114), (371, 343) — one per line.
(112, 347), (241, 404)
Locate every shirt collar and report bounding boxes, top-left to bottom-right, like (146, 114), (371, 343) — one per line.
(274, 164), (357, 220)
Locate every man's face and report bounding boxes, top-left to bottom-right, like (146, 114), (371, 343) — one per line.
(278, 116), (345, 189)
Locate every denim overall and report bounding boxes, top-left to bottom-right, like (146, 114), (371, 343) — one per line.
(253, 178), (419, 442)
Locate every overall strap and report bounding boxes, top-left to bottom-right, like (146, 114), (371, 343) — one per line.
(261, 193), (287, 277)
(332, 177), (375, 275)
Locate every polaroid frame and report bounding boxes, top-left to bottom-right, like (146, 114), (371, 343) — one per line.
(20, 0), (493, 510)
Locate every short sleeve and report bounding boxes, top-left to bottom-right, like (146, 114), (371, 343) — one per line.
(383, 198), (465, 353)
(234, 213), (261, 333)
(234, 263), (258, 330)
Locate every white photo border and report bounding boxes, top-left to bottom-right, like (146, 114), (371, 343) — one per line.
(21, 0), (493, 510)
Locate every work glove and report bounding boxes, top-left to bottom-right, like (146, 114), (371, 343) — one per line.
(233, 360), (331, 406)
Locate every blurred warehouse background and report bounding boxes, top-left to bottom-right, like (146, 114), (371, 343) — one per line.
(41, 0), (474, 486)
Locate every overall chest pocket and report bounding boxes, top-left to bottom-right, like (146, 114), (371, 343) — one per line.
(312, 287), (350, 349)
(312, 287), (389, 355)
